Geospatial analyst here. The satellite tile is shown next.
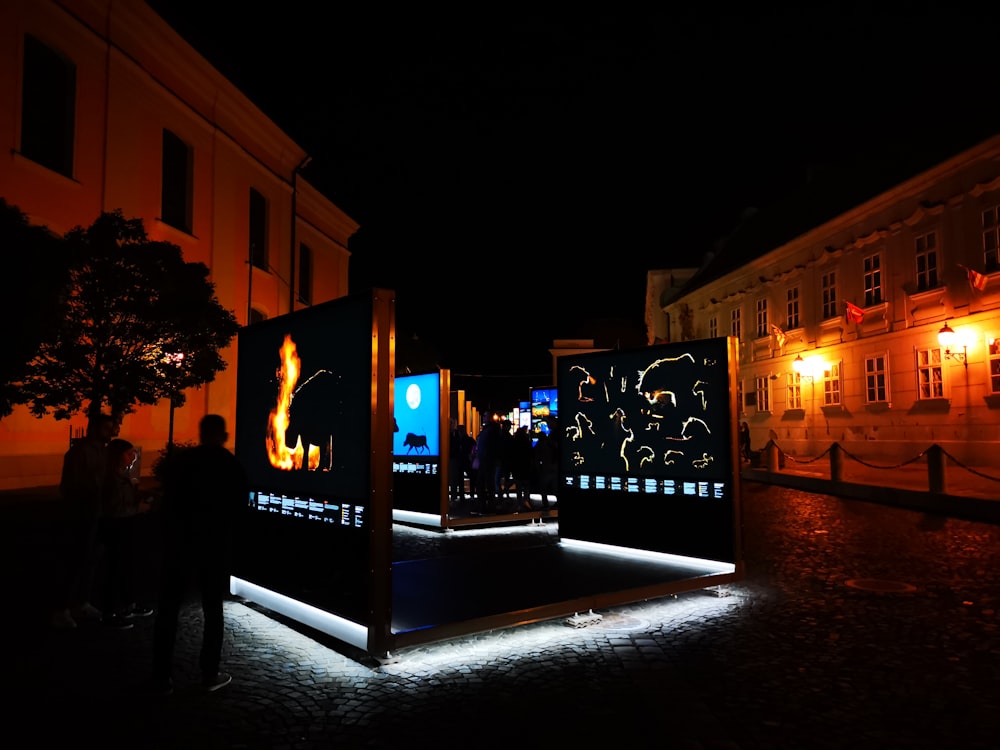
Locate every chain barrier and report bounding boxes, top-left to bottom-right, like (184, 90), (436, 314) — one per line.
(768, 440), (1000, 484)
(940, 447), (1000, 484)
(774, 443), (831, 465)
(837, 445), (926, 471)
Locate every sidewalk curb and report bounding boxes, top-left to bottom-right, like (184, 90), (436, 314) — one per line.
(741, 467), (1000, 525)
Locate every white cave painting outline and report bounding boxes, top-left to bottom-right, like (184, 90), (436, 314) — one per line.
(566, 348), (725, 474)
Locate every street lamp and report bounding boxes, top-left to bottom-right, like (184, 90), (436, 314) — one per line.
(791, 353), (829, 454)
(937, 322), (968, 368)
(163, 351), (185, 449)
(792, 353), (828, 380)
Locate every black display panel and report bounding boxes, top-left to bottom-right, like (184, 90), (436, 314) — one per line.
(233, 292), (377, 623)
(557, 337), (739, 562)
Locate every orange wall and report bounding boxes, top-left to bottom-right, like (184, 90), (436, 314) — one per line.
(0, 1), (357, 488)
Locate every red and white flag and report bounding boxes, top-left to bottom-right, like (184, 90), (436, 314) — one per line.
(845, 301), (864, 324)
(968, 267), (988, 292)
(769, 323), (786, 349)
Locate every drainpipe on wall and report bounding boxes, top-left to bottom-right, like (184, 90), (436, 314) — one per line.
(288, 155), (312, 312)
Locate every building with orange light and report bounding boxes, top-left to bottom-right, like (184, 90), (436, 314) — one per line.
(0, 0), (357, 489)
(649, 133), (1000, 468)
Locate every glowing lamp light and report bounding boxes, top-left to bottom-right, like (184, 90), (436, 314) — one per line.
(938, 322), (968, 368)
(791, 353), (828, 380)
(163, 350), (186, 449)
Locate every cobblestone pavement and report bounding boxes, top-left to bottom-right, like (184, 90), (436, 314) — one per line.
(7, 481), (1000, 750)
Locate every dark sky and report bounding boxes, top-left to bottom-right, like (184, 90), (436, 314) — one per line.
(146, 3), (1000, 410)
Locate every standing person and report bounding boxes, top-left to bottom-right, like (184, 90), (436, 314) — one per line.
(51, 413), (116, 629)
(98, 438), (154, 630)
(509, 426), (534, 511)
(495, 420), (514, 507)
(151, 414), (249, 695)
(739, 422), (752, 462)
(533, 432), (559, 509)
(474, 419), (501, 510)
(448, 421), (474, 503)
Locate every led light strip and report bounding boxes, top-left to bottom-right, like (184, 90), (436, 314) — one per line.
(230, 576), (369, 651)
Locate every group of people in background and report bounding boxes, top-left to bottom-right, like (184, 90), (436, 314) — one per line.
(50, 411), (248, 695)
(51, 413), (152, 631)
(449, 418), (558, 513)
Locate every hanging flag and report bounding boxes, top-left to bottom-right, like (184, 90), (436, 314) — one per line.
(968, 267), (988, 292)
(845, 301), (864, 324)
(769, 323), (786, 349)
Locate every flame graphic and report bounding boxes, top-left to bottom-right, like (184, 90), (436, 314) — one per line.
(266, 334), (305, 470)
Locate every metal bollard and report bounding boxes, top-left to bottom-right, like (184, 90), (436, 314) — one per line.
(766, 440), (780, 472)
(927, 444), (946, 494)
(830, 442), (843, 482)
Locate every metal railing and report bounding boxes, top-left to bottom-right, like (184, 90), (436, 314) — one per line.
(758, 439), (1000, 496)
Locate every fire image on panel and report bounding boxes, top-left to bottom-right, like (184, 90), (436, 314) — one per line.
(265, 334), (338, 472)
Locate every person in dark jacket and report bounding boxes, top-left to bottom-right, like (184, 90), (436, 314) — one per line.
(509, 426), (535, 510)
(448, 421), (474, 503)
(51, 413), (116, 629)
(151, 414), (249, 694)
(98, 437), (153, 629)
(474, 419), (501, 509)
(739, 421), (752, 462)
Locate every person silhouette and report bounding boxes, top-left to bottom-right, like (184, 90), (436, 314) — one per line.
(739, 422), (752, 462)
(98, 437), (154, 630)
(51, 413), (116, 629)
(509, 426), (534, 510)
(474, 419), (501, 510)
(151, 414), (248, 695)
(448, 421), (474, 503)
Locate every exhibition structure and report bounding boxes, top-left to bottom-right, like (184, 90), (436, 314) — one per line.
(231, 289), (743, 659)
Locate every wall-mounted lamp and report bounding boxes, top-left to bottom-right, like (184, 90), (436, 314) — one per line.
(792, 353), (829, 380)
(937, 322), (968, 368)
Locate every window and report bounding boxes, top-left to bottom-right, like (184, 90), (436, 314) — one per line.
(915, 232), (938, 291)
(709, 316), (718, 338)
(984, 207), (1000, 273)
(786, 372), (802, 410)
(821, 270), (837, 320)
(755, 298), (768, 338)
(990, 337), (1000, 394)
(161, 129), (192, 232)
(865, 354), (889, 403)
(297, 243), (313, 305)
(863, 253), (882, 306)
(20, 34), (76, 177)
(248, 307), (267, 325)
(737, 379), (745, 413)
(786, 287), (800, 329)
(916, 347), (944, 399)
(755, 376), (770, 412)
(822, 362), (842, 406)
(730, 308), (741, 339)
(249, 188), (268, 270)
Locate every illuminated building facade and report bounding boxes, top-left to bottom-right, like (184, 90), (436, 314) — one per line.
(650, 134), (1000, 466)
(0, 0), (357, 488)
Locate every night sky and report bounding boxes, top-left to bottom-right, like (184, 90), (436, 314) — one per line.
(146, 3), (1000, 410)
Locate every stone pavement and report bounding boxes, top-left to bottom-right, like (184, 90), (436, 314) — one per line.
(5, 475), (1000, 749)
(744, 446), (1000, 524)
